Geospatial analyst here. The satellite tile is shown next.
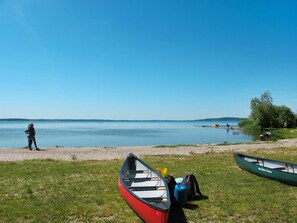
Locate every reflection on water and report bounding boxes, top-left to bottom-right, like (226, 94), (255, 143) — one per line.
(0, 120), (252, 148)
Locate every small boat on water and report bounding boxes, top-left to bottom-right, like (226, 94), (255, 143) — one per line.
(118, 153), (171, 223)
(234, 153), (297, 186)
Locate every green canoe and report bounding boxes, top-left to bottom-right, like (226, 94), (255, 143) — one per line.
(234, 153), (297, 186)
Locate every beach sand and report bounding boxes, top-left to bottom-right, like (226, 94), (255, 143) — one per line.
(1, 138), (297, 162)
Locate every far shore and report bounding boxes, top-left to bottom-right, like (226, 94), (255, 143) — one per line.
(0, 138), (297, 162)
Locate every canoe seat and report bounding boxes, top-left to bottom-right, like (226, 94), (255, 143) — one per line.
(263, 162), (286, 169)
(129, 186), (166, 191)
(142, 197), (167, 203)
(273, 167), (287, 171)
(123, 170), (151, 174)
(133, 189), (168, 198)
(244, 158), (264, 165)
(123, 177), (160, 182)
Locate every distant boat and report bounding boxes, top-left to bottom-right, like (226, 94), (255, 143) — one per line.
(118, 153), (171, 223)
(234, 153), (297, 186)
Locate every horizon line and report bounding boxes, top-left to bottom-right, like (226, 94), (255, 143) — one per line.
(0, 117), (247, 122)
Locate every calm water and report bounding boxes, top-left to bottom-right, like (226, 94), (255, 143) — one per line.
(0, 120), (252, 148)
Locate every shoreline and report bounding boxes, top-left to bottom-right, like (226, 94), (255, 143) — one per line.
(0, 138), (297, 162)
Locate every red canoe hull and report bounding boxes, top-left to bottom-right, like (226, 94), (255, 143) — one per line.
(118, 177), (169, 223)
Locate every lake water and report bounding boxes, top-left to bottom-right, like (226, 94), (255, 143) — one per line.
(0, 120), (252, 148)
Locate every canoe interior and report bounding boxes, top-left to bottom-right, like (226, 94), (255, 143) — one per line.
(120, 153), (170, 211)
(241, 155), (297, 173)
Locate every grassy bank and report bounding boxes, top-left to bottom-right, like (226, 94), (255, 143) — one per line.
(1, 147), (297, 222)
(271, 128), (297, 140)
(239, 118), (297, 141)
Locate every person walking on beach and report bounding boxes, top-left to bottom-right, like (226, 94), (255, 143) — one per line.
(25, 123), (40, 151)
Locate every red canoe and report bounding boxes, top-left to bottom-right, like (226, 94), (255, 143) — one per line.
(118, 153), (171, 223)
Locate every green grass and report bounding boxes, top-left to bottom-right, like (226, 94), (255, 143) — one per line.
(271, 128), (297, 140)
(1, 147), (297, 222)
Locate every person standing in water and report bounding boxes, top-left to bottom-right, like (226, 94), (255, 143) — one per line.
(25, 123), (40, 150)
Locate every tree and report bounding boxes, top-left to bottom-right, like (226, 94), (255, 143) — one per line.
(274, 105), (296, 128)
(249, 91), (296, 129)
(249, 91), (276, 129)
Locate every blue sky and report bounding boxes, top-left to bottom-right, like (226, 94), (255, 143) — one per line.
(1, 0), (296, 120)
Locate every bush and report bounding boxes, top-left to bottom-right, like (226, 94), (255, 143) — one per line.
(239, 119), (261, 139)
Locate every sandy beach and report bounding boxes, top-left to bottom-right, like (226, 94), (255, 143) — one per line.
(0, 138), (297, 162)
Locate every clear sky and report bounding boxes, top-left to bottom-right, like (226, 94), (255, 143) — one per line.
(1, 0), (296, 120)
